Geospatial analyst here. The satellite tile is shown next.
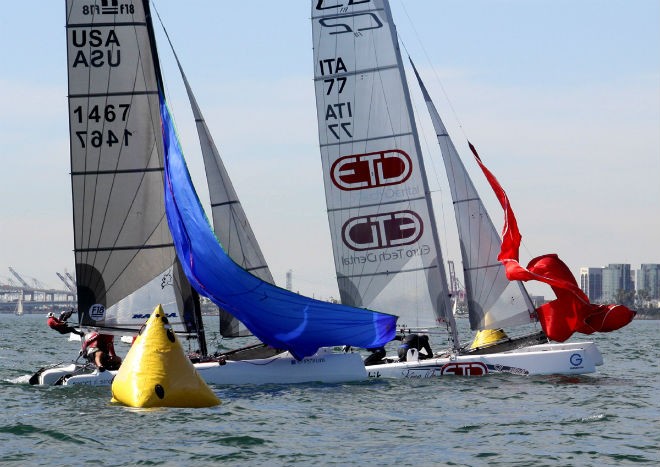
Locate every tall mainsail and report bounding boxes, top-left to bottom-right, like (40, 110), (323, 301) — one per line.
(409, 61), (537, 331)
(65, 0), (203, 348)
(311, 0), (458, 346)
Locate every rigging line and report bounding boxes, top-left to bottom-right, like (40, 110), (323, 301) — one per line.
(154, 2), (274, 290)
(396, 6), (531, 299)
(401, 47), (454, 270)
(397, 0), (469, 143)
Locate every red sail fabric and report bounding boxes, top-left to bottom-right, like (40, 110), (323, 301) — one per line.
(468, 142), (635, 341)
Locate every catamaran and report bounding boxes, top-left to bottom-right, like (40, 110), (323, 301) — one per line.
(31, 0), (396, 386)
(309, 0), (634, 378)
(32, 0), (633, 386)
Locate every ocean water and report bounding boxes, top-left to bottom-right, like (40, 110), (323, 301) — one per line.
(1, 314), (658, 466)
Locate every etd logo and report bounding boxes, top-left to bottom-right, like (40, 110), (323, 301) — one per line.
(342, 210), (423, 250)
(331, 150), (412, 191)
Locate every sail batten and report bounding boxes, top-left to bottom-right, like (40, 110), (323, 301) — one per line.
(71, 168), (164, 176)
(340, 264), (438, 278)
(313, 64), (399, 81)
(320, 132), (414, 148)
(69, 91), (160, 98)
(75, 243), (174, 253)
(327, 196), (427, 212)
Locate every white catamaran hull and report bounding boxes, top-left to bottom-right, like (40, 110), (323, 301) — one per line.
(32, 341), (602, 386)
(31, 349), (368, 386)
(195, 349), (367, 385)
(36, 364), (117, 386)
(367, 342), (603, 379)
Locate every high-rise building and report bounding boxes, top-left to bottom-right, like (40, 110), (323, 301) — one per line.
(637, 264), (660, 300)
(601, 264), (633, 302)
(580, 267), (603, 302)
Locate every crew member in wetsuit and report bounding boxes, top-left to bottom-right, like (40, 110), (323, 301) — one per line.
(364, 346), (386, 366)
(82, 332), (122, 371)
(46, 311), (84, 337)
(397, 333), (434, 361)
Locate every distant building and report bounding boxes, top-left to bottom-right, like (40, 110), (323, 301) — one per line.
(580, 267), (603, 302)
(601, 264), (633, 302)
(637, 264), (660, 300)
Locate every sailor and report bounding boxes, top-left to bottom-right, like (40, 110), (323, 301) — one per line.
(46, 311), (84, 337)
(364, 346), (386, 366)
(396, 333), (434, 361)
(82, 332), (122, 371)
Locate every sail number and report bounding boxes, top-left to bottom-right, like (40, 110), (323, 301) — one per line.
(73, 104), (133, 148)
(319, 57), (352, 140)
(75, 129), (132, 149)
(81, 3), (134, 15)
(73, 104), (130, 124)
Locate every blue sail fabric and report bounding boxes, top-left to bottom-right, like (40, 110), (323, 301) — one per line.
(160, 98), (397, 359)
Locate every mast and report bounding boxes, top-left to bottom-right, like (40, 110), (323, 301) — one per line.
(143, 0), (206, 354)
(381, 0), (459, 351)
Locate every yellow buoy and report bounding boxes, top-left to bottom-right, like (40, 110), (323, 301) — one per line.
(470, 328), (509, 349)
(111, 304), (220, 408)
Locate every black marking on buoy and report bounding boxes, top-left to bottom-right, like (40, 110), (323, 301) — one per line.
(155, 384), (165, 399)
(166, 328), (175, 343)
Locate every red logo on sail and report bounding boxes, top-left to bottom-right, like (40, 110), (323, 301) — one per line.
(440, 362), (488, 376)
(342, 210), (423, 251)
(331, 150), (412, 190)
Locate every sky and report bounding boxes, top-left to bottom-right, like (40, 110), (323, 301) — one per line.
(0, 0), (658, 300)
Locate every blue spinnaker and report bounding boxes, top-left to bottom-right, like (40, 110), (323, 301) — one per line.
(160, 98), (397, 359)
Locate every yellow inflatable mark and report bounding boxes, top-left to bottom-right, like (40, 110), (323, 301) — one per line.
(470, 328), (509, 349)
(111, 304), (220, 408)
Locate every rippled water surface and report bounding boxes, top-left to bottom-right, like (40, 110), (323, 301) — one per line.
(1, 314), (658, 466)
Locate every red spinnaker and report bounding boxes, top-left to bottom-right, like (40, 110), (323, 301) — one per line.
(468, 142), (635, 341)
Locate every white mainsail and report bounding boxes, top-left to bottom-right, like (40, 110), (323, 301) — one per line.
(15, 296), (24, 316)
(311, 0), (457, 343)
(65, 0), (201, 340)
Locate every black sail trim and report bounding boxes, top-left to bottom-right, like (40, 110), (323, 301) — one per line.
(75, 243), (175, 253)
(71, 167), (164, 176)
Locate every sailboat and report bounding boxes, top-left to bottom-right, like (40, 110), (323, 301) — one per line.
(31, 0), (396, 386)
(310, 0), (632, 378)
(15, 295), (24, 316)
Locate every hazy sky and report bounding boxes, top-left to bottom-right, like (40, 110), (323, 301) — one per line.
(0, 0), (658, 300)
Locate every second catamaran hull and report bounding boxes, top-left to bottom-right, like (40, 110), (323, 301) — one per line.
(366, 342), (603, 379)
(195, 349), (367, 385)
